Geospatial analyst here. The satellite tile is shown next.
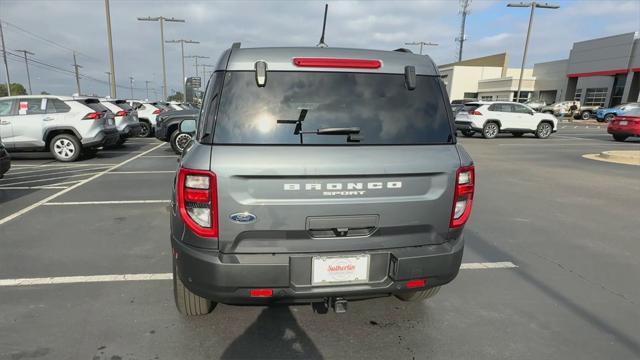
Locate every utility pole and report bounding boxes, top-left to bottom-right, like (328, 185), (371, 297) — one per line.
(185, 55), (209, 79)
(105, 72), (112, 97)
(165, 39), (198, 102)
(0, 20), (11, 96)
(201, 64), (215, 81)
(104, 0), (117, 98)
(129, 76), (134, 98)
(144, 80), (151, 100)
(15, 49), (34, 94)
(72, 52), (82, 95)
(507, 1), (559, 102)
(404, 41), (438, 55)
(137, 16), (185, 101)
(456, 0), (471, 62)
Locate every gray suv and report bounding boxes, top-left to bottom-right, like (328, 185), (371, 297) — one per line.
(0, 95), (119, 161)
(170, 44), (475, 315)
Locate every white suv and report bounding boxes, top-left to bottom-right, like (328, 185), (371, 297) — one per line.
(0, 95), (119, 161)
(126, 100), (165, 137)
(455, 101), (557, 139)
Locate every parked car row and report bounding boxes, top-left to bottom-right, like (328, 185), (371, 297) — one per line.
(455, 101), (557, 139)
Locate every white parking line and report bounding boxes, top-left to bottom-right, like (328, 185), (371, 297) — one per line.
(141, 155), (177, 158)
(43, 200), (170, 206)
(0, 142), (165, 226)
(0, 186), (68, 190)
(107, 171), (175, 174)
(0, 172), (102, 186)
(0, 262), (518, 287)
(11, 163), (117, 168)
(0, 166), (110, 181)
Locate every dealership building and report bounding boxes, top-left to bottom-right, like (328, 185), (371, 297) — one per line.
(440, 32), (640, 107)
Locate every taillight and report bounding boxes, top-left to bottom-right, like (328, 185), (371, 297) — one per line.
(115, 110), (128, 117)
(177, 168), (218, 237)
(468, 110), (482, 115)
(152, 109), (162, 115)
(450, 165), (475, 228)
(82, 112), (102, 120)
(293, 57), (382, 69)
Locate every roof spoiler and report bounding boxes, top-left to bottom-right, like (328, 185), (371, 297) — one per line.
(394, 48), (413, 53)
(231, 42), (241, 49)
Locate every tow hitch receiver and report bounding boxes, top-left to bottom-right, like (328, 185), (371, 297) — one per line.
(312, 297), (348, 314)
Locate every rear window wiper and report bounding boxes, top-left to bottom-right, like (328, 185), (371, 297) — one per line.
(313, 127), (360, 135)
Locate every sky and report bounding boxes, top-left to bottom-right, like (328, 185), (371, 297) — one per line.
(0, 0), (639, 99)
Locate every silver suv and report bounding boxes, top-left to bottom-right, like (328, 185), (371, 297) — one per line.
(170, 44), (475, 315)
(99, 99), (142, 145)
(0, 95), (118, 161)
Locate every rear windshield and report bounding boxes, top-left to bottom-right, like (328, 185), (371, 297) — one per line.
(80, 100), (110, 113)
(461, 104), (480, 113)
(212, 71), (452, 145)
(112, 101), (132, 111)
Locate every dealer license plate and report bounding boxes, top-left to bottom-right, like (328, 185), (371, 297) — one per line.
(312, 254), (370, 285)
(619, 120), (628, 125)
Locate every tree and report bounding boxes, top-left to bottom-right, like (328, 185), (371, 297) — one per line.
(167, 91), (183, 102)
(0, 83), (27, 97)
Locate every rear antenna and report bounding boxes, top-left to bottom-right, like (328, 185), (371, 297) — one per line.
(317, 4), (328, 48)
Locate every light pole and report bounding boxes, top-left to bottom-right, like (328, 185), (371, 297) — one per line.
(507, 1), (559, 102)
(105, 71), (112, 97)
(129, 76), (134, 98)
(15, 49), (34, 94)
(0, 20), (12, 96)
(165, 39), (199, 102)
(137, 16), (185, 100)
(201, 64), (215, 81)
(104, 0), (117, 98)
(185, 55), (209, 79)
(404, 41), (438, 55)
(144, 80), (151, 100)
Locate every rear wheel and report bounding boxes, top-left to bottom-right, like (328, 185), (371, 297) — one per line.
(613, 134), (628, 142)
(395, 286), (441, 302)
(482, 122), (499, 139)
(138, 122), (151, 138)
(535, 122), (553, 139)
(173, 258), (215, 316)
(50, 134), (81, 162)
(460, 129), (474, 137)
(170, 130), (192, 155)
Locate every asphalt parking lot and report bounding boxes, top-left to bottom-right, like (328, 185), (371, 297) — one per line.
(0, 125), (638, 360)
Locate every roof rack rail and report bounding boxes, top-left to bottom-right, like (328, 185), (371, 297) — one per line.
(394, 48), (413, 53)
(231, 42), (241, 49)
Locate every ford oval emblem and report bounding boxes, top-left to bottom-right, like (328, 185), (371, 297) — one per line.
(229, 212), (257, 224)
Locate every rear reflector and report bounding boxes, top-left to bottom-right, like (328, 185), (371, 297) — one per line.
(293, 58), (382, 69)
(405, 279), (426, 289)
(250, 289), (273, 297)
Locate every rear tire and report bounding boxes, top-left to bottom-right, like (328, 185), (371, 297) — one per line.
(173, 258), (215, 316)
(482, 122), (499, 139)
(138, 122), (151, 138)
(460, 129), (474, 137)
(170, 130), (192, 155)
(50, 134), (81, 162)
(395, 286), (441, 302)
(535, 122), (553, 139)
(612, 134), (628, 142)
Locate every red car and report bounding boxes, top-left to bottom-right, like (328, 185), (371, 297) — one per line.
(608, 107), (640, 142)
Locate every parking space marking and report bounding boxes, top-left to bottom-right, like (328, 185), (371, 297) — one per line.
(0, 166), (110, 181)
(0, 172), (102, 186)
(43, 200), (170, 206)
(10, 163), (117, 168)
(141, 155), (178, 158)
(107, 171), (175, 174)
(0, 186), (68, 190)
(0, 262), (518, 287)
(0, 142), (166, 226)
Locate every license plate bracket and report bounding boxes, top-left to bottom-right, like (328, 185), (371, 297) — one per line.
(312, 254), (370, 286)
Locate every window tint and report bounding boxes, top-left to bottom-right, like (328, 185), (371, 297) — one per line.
(81, 101), (110, 113)
(213, 71), (453, 145)
(17, 98), (46, 115)
(0, 99), (14, 116)
(461, 104), (480, 113)
(512, 104), (532, 114)
(489, 103), (511, 112)
(113, 101), (132, 111)
(46, 99), (71, 113)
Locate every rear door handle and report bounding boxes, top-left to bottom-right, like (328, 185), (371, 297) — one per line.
(43, 117), (55, 121)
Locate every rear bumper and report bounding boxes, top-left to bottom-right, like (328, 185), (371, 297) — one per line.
(81, 128), (119, 148)
(608, 125), (640, 137)
(455, 121), (480, 131)
(119, 123), (142, 138)
(172, 236), (464, 305)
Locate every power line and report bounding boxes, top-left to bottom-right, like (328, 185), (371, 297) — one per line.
(0, 19), (102, 63)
